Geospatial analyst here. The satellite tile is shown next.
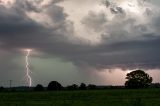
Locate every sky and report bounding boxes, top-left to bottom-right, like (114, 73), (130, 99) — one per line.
(0, 0), (160, 87)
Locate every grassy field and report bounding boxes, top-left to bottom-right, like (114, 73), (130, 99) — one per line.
(0, 89), (160, 106)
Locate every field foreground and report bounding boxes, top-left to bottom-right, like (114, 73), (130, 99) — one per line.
(0, 89), (160, 106)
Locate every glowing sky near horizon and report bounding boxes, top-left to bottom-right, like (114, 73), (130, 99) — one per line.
(0, 0), (160, 87)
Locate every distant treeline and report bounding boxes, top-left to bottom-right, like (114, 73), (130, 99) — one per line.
(0, 70), (157, 92)
(0, 81), (160, 92)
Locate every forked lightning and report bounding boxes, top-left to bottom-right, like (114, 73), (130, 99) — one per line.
(25, 49), (32, 87)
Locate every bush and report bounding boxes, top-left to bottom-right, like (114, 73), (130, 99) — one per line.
(88, 84), (97, 90)
(67, 84), (78, 90)
(34, 84), (44, 91)
(0, 86), (4, 92)
(79, 83), (87, 90)
(47, 81), (63, 91)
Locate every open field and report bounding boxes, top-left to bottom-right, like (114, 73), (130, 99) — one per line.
(0, 89), (160, 106)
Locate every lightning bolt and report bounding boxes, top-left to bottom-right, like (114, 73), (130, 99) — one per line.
(25, 49), (32, 87)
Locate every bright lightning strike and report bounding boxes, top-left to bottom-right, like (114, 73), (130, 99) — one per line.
(25, 49), (32, 87)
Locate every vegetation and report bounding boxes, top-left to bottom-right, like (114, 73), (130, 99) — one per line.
(125, 70), (152, 88)
(67, 84), (78, 90)
(47, 81), (63, 91)
(88, 84), (97, 90)
(79, 83), (87, 90)
(0, 89), (160, 106)
(0, 69), (159, 105)
(34, 84), (44, 91)
(0, 86), (4, 92)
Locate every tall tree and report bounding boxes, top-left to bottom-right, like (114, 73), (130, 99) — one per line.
(125, 70), (152, 88)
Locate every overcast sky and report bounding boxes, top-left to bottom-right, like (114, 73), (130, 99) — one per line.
(0, 0), (160, 87)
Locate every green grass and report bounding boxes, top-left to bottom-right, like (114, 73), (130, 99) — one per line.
(0, 89), (160, 106)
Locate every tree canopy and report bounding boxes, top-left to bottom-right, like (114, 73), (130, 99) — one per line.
(125, 70), (152, 88)
(34, 84), (44, 91)
(47, 81), (63, 91)
(79, 83), (87, 90)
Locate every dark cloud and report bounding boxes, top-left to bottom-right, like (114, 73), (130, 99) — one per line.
(110, 7), (125, 14)
(104, 0), (125, 15)
(105, 0), (110, 7)
(81, 11), (107, 32)
(0, 0), (160, 72)
(0, 0), (72, 50)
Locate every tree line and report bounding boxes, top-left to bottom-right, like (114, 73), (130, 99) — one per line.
(0, 70), (160, 92)
(34, 70), (155, 91)
(34, 81), (92, 91)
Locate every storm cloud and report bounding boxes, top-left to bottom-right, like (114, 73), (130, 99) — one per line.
(0, 0), (160, 73)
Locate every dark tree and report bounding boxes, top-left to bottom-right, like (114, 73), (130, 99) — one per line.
(67, 84), (78, 90)
(47, 81), (63, 91)
(0, 86), (4, 92)
(79, 83), (87, 90)
(34, 84), (44, 91)
(125, 70), (152, 88)
(88, 84), (97, 90)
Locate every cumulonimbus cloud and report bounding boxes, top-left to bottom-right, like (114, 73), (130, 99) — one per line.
(0, 0), (160, 71)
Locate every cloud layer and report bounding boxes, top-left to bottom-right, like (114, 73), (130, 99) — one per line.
(0, 0), (160, 71)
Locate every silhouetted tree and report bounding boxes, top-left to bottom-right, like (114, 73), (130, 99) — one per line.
(79, 83), (87, 90)
(125, 70), (152, 88)
(47, 81), (63, 91)
(67, 84), (78, 90)
(0, 86), (4, 92)
(34, 84), (44, 91)
(88, 84), (97, 90)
